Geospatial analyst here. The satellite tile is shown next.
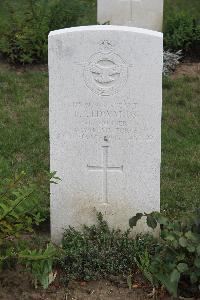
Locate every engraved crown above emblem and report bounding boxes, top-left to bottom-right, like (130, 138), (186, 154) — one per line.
(84, 40), (128, 97)
(99, 40), (114, 53)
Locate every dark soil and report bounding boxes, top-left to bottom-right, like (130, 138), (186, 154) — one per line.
(0, 267), (166, 300)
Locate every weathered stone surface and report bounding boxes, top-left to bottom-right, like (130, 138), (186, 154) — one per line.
(98, 0), (164, 32)
(49, 26), (163, 243)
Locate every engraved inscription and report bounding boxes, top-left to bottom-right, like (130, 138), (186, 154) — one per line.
(68, 101), (138, 141)
(87, 146), (123, 204)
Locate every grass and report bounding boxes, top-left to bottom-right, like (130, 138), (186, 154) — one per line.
(162, 76), (200, 217)
(0, 62), (199, 219)
(0, 64), (49, 178)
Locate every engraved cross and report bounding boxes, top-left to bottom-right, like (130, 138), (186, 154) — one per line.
(87, 146), (123, 204)
(120, 0), (142, 21)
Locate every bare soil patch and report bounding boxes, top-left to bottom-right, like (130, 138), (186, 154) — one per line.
(0, 267), (172, 300)
(172, 61), (200, 78)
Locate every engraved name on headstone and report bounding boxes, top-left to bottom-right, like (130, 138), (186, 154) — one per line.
(49, 26), (163, 243)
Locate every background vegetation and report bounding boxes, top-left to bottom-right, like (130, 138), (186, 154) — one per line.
(164, 0), (200, 22)
(0, 0), (96, 63)
(0, 0), (200, 63)
(164, 0), (200, 56)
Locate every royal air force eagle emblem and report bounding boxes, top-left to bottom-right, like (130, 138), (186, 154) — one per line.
(84, 40), (128, 96)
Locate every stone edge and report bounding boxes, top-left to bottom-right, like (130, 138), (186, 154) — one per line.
(48, 25), (163, 39)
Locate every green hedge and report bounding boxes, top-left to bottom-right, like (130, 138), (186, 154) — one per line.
(164, 11), (200, 56)
(0, 0), (96, 64)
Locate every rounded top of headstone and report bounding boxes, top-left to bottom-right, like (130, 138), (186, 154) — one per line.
(49, 25), (163, 39)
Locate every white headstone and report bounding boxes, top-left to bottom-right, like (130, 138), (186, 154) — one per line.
(49, 26), (163, 243)
(98, 0), (164, 32)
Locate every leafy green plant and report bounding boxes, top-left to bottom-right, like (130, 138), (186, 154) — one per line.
(0, 171), (44, 246)
(0, 171), (59, 288)
(60, 212), (155, 284)
(130, 210), (200, 298)
(164, 11), (200, 56)
(134, 249), (155, 287)
(20, 243), (58, 289)
(0, 0), (96, 64)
